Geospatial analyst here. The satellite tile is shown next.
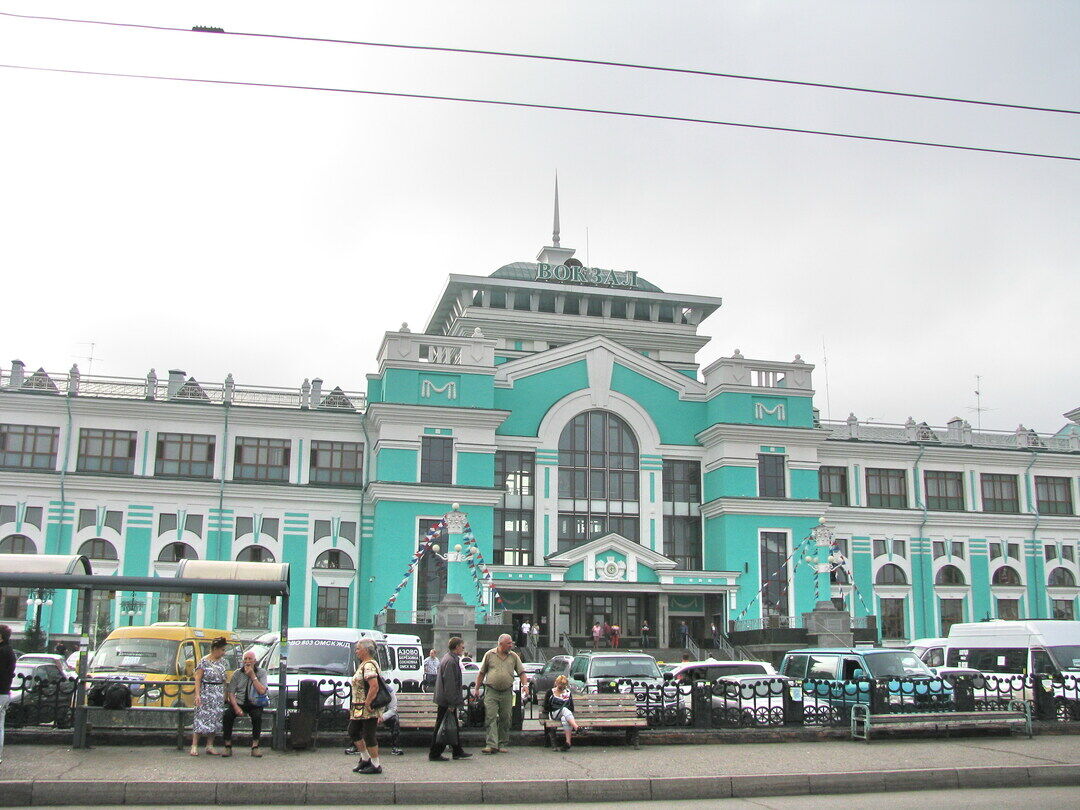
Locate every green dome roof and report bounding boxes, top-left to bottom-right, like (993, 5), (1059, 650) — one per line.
(490, 262), (664, 293)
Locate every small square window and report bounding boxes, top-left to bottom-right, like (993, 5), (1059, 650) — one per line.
(951, 541), (965, 559)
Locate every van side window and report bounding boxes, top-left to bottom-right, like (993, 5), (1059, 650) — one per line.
(780, 654), (808, 679)
(1031, 649), (1057, 676)
(806, 655), (839, 680)
(948, 647), (1026, 673)
(178, 642), (196, 678)
(841, 657), (863, 679)
(570, 657), (588, 678)
(924, 647), (944, 668)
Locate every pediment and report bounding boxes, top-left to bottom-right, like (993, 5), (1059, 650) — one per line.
(545, 532), (678, 570)
(494, 335), (705, 401)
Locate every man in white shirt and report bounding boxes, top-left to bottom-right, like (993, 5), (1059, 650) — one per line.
(519, 620), (532, 648)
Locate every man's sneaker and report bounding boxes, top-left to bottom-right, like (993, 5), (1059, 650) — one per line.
(344, 746), (359, 755)
(452, 751), (472, 760)
(428, 754), (449, 762)
(364, 765), (383, 775)
(481, 747), (496, 754)
(391, 748), (404, 756)
(352, 760), (375, 773)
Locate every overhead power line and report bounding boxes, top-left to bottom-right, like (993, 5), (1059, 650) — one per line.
(1, 9), (1078, 116)
(3, 63), (1077, 162)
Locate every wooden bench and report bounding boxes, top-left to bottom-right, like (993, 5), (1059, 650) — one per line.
(541, 692), (647, 749)
(84, 705), (276, 750)
(394, 692), (440, 730)
(850, 703), (1032, 743)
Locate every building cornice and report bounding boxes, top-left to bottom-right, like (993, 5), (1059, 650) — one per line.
(823, 505), (1080, 532)
(365, 481), (506, 507)
(700, 496), (827, 519)
(696, 423), (828, 447)
(365, 403), (510, 432)
(820, 440), (1080, 464)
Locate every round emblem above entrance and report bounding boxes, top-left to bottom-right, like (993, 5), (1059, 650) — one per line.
(595, 555), (627, 581)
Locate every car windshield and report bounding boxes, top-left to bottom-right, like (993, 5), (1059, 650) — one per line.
(271, 638), (355, 675)
(590, 656), (661, 679)
(1049, 645), (1080, 671)
(90, 638), (180, 674)
(863, 652), (934, 678)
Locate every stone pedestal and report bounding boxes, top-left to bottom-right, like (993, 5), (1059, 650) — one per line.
(432, 593), (477, 658)
(802, 602), (854, 647)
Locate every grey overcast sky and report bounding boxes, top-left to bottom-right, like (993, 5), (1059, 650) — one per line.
(1, 1), (1077, 433)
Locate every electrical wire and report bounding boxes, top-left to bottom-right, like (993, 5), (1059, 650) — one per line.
(2, 62), (1077, 162)
(1, 9), (1078, 116)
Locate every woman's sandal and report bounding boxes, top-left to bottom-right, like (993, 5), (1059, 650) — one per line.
(222, 745), (232, 757)
(251, 745), (262, 757)
(205, 748), (220, 756)
(189, 749), (199, 757)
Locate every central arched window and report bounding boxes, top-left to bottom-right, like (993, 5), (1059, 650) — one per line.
(1048, 567), (1077, 588)
(557, 411), (639, 551)
(935, 565), (966, 586)
(992, 566), (1022, 586)
(875, 564), (908, 585)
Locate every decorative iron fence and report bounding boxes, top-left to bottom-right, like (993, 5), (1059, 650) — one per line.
(5, 674), (77, 729)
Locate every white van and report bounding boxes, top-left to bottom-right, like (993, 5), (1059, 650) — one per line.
(383, 633), (425, 692)
(907, 637), (949, 669)
(263, 627), (388, 709)
(944, 621), (1080, 676)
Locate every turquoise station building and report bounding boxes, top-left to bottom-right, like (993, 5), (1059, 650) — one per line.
(2, 209), (1079, 650)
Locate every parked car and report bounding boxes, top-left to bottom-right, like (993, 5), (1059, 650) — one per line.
(710, 674), (796, 727)
(566, 651), (664, 693)
(17, 653), (77, 679)
(907, 637), (949, 669)
(9, 658), (74, 728)
(667, 659), (777, 684)
(527, 655), (572, 703)
(780, 647), (952, 720)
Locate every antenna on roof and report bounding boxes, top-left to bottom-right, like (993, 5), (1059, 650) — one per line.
(552, 173), (561, 247)
(967, 374), (995, 430)
(74, 342), (100, 375)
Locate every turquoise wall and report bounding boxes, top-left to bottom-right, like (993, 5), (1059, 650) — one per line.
(610, 364), (705, 445)
(376, 448), (418, 482)
(379, 368), (495, 408)
(457, 451), (494, 487)
(495, 360), (588, 436)
(790, 469), (819, 499)
(704, 466), (756, 500)
(706, 391), (815, 428)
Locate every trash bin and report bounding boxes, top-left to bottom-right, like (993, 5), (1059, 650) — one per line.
(290, 679), (319, 749)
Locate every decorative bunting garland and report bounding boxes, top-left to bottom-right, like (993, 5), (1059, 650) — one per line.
(381, 519), (446, 612)
(732, 535), (813, 623)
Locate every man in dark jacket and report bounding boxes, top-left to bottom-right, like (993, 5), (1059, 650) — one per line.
(0, 624), (17, 765)
(428, 637), (471, 762)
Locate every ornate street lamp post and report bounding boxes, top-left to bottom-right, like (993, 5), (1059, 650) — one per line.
(120, 593), (145, 626)
(25, 587), (54, 651)
(801, 517), (854, 646)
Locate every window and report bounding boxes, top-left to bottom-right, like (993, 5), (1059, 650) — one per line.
(0, 534), (35, 554)
(493, 509), (533, 565)
(757, 454), (786, 498)
(1048, 567), (1077, 588)
(76, 429), (136, 474)
(1035, 476), (1074, 515)
(951, 541), (965, 559)
(664, 516), (702, 570)
(992, 566), (1022, 586)
(309, 440), (363, 486)
(875, 564), (907, 585)
(818, 466), (848, 506)
(806, 655), (839, 680)
(989, 542), (1002, 560)
(156, 591), (189, 623)
(760, 532), (789, 618)
(981, 473), (1019, 513)
(924, 471), (964, 511)
(158, 513), (178, 536)
(155, 433), (215, 478)
(77, 538), (118, 561)
(185, 515), (203, 537)
(892, 539), (906, 557)
(880, 598), (906, 639)
(157, 542), (197, 562)
(1053, 600), (1075, 621)
(420, 436), (453, 484)
(416, 518), (446, 610)
(933, 541), (945, 559)
(939, 599), (964, 635)
(316, 587), (349, 627)
(866, 468), (907, 509)
(0, 424), (59, 469)
(1063, 545), (1075, 563)
(236, 546), (275, 563)
(557, 411), (639, 551)
(1046, 545), (1057, 562)
(935, 565), (966, 586)
(872, 539), (886, 558)
(996, 598), (1020, 620)
(236, 595), (270, 630)
(314, 549), (354, 570)
(496, 451), (534, 496)
(662, 460), (701, 505)
(1007, 542), (1020, 560)
(234, 437), (291, 482)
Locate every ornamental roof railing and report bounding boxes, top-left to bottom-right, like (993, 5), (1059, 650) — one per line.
(821, 416), (1080, 453)
(0, 361), (366, 413)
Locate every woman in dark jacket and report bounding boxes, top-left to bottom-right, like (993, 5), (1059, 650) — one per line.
(543, 675), (579, 751)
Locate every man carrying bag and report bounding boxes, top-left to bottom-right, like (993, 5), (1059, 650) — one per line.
(429, 637), (472, 762)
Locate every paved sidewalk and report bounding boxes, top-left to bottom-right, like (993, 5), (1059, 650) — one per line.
(1, 735), (1078, 805)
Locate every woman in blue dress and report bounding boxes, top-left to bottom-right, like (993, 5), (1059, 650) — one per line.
(191, 637), (229, 756)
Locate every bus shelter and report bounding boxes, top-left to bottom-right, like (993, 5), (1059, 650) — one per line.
(0, 554), (292, 750)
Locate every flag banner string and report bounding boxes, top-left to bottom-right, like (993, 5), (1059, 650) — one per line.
(732, 535), (813, 623)
(381, 519), (446, 612)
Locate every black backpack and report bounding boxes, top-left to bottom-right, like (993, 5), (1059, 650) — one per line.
(103, 681), (132, 709)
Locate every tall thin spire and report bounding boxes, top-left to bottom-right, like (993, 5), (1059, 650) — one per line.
(552, 173), (561, 247)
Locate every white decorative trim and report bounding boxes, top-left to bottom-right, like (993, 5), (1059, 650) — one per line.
(586, 347), (614, 408)
(700, 497), (826, 519)
(545, 532), (678, 569)
(366, 481), (506, 507)
(754, 402), (787, 421)
(420, 380), (457, 399)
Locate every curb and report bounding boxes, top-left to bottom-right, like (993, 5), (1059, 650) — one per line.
(1, 763), (1077, 805)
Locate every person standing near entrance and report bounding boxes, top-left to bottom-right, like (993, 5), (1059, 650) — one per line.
(679, 620), (690, 648)
(591, 622), (601, 649)
(610, 623), (621, 649)
(475, 633), (526, 754)
(429, 637), (470, 761)
(423, 649), (439, 691)
(519, 619), (532, 648)
(640, 619), (651, 648)
(0, 625), (16, 766)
